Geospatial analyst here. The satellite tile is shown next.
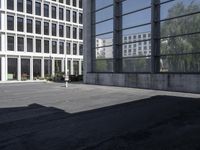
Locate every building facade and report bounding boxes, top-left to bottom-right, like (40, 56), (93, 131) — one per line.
(83, 0), (200, 93)
(0, 0), (83, 81)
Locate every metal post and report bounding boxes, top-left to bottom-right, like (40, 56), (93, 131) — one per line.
(151, 0), (160, 73)
(113, 0), (122, 73)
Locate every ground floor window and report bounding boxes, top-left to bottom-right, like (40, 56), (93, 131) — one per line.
(73, 61), (79, 75)
(7, 58), (17, 80)
(21, 59), (30, 80)
(44, 59), (52, 77)
(55, 60), (62, 73)
(68, 60), (71, 75)
(33, 59), (41, 79)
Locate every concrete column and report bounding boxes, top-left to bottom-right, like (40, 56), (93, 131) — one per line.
(65, 58), (68, 76)
(30, 57), (33, 80)
(71, 59), (74, 75)
(52, 58), (55, 76)
(41, 58), (45, 78)
(18, 56), (21, 81)
(1, 56), (7, 81)
(61, 59), (65, 72)
(79, 60), (82, 75)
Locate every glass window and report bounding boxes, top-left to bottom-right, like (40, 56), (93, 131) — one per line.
(36, 21), (41, 34)
(21, 59), (30, 80)
(27, 19), (33, 33)
(79, 0), (82, 8)
(7, 15), (14, 30)
(79, 28), (83, 40)
(33, 59), (41, 78)
(66, 10), (70, 22)
(79, 44), (83, 55)
(17, 17), (24, 32)
(36, 39), (41, 53)
(52, 41), (57, 54)
(44, 40), (49, 53)
(26, 0), (32, 14)
(66, 0), (70, 5)
(73, 0), (77, 7)
(59, 42), (64, 54)
(59, 25), (64, 37)
(66, 42), (71, 54)
(44, 22), (49, 35)
(17, 37), (24, 51)
(66, 26), (71, 38)
(59, 8), (64, 20)
(7, 58), (17, 80)
(73, 11), (77, 23)
(35, 2), (41, 16)
(7, 36), (14, 51)
(44, 59), (52, 77)
(79, 13), (83, 24)
(17, 0), (23, 12)
(52, 23), (57, 36)
(52, 6), (56, 19)
(55, 60), (62, 73)
(44, 4), (49, 17)
(73, 43), (77, 55)
(27, 38), (33, 52)
(7, 0), (14, 10)
(73, 27), (77, 39)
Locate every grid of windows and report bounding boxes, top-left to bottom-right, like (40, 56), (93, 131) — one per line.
(92, 0), (200, 73)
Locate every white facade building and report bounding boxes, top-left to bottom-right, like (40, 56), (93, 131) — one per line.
(0, 0), (83, 81)
(96, 32), (151, 59)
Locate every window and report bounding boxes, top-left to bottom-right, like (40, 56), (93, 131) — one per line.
(79, 0), (82, 8)
(79, 13), (83, 24)
(44, 4), (49, 17)
(35, 2), (41, 16)
(59, 0), (63, 3)
(27, 38), (33, 52)
(66, 26), (71, 38)
(66, 0), (70, 5)
(33, 59), (41, 78)
(59, 25), (64, 37)
(52, 41), (57, 54)
(66, 10), (70, 22)
(73, 27), (77, 39)
(52, 23), (57, 36)
(44, 22), (49, 35)
(17, 0), (23, 12)
(59, 8), (64, 20)
(36, 39), (41, 53)
(7, 0), (14, 10)
(17, 17), (24, 32)
(73, 0), (77, 7)
(36, 21), (41, 34)
(27, 19), (33, 33)
(7, 36), (14, 51)
(7, 15), (14, 30)
(66, 42), (71, 54)
(26, 0), (32, 14)
(73, 43), (77, 55)
(59, 42), (64, 54)
(44, 40), (49, 53)
(52, 6), (56, 19)
(8, 58), (18, 80)
(79, 44), (83, 55)
(79, 28), (83, 40)
(21, 59), (30, 80)
(73, 11), (77, 23)
(17, 37), (24, 51)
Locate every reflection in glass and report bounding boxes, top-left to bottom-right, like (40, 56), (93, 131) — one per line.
(96, 33), (113, 47)
(95, 0), (113, 10)
(95, 6), (113, 22)
(7, 58), (17, 80)
(96, 46), (113, 59)
(96, 20), (113, 35)
(95, 59), (113, 72)
(21, 59), (30, 80)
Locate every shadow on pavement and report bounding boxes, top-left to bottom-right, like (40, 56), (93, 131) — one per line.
(0, 96), (200, 150)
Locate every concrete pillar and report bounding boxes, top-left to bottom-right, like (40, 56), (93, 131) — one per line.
(41, 58), (45, 78)
(18, 56), (21, 81)
(61, 59), (65, 72)
(65, 58), (68, 76)
(30, 57), (33, 80)
(52, 58), (55, 76)
(79, 60), (82, 75)
(1, 56), (7, 81)
(71, 59), (74, 75)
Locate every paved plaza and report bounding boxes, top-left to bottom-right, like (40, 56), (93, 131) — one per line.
(0, 82), (200, 150)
